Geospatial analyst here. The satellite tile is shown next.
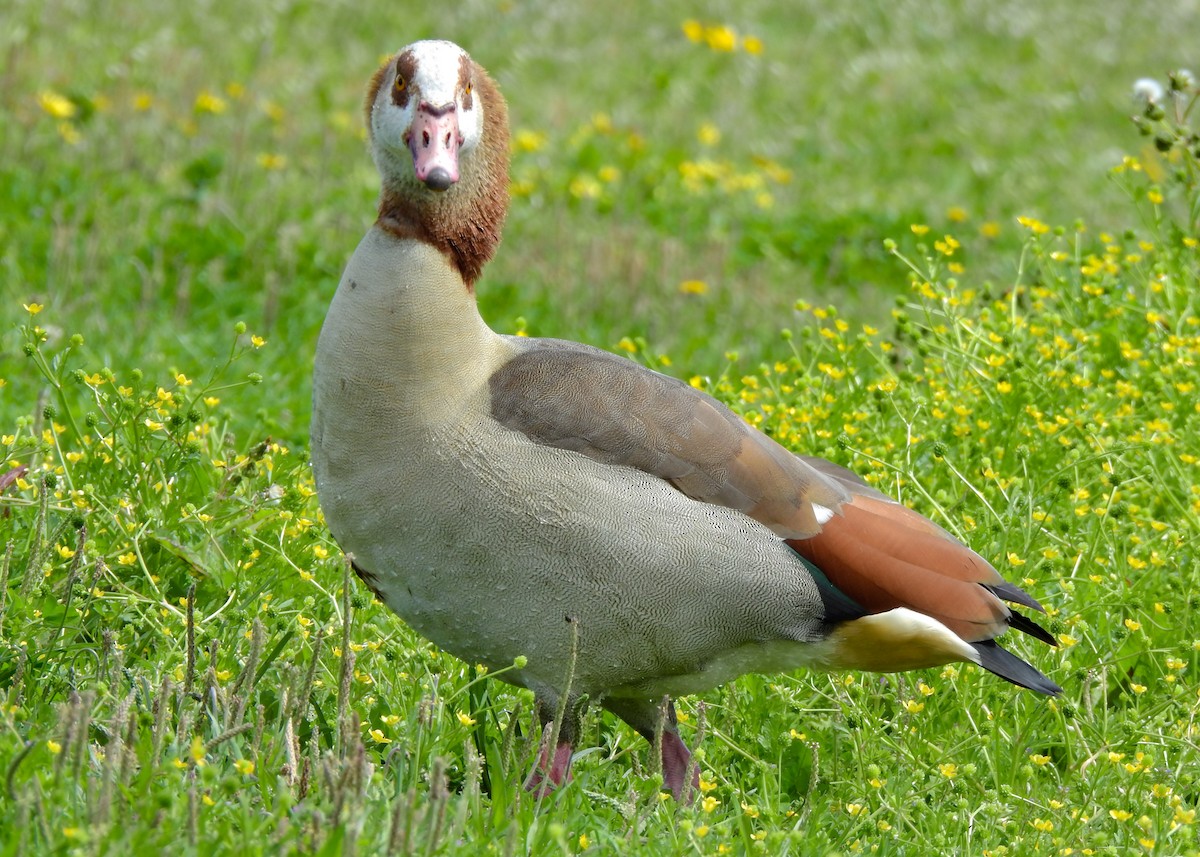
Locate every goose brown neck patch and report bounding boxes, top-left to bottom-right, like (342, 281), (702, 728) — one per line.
(375, 58), (509, 288)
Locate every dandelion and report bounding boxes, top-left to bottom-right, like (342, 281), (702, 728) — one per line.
(947, 206), (968, 222)
(578, 834), (590, 849)
(911, 224), (930, 236)
(742, 35), (764, 55)
(701, 795), (721, 812)
(698, 123), (721, 146)
(682, 20), (705, 42)
(939, 763), (958, 779)
(679, 280), (709, 295)
(368, 728), (391, 743)
(47, 740), (62, 754)
(1111, 809), (1133, 822)
(1124, 618), (1142, 632)
(456, 711), (476, 727)
(235, 758), (255, 776)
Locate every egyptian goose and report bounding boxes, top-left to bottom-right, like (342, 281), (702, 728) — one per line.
(310, 39), (1059, 800)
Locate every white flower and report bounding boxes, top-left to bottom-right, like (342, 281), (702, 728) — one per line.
(1132, 77), (1164, 105)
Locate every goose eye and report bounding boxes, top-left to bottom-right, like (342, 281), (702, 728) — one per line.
(464, 83), (472, 96)
(394, 75), (406, 93)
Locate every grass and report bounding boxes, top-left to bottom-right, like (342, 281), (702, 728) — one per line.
(2, 1), (1199, 853)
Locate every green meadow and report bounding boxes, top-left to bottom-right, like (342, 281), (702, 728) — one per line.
(2, 0), (1199, 853)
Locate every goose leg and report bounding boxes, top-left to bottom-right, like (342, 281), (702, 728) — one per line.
(525, 693), (579, 796)
(525, 740), (574, 796)
(604, 696), (700, 803)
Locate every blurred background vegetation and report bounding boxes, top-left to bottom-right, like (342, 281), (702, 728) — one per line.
(4, 0), (1197, 440)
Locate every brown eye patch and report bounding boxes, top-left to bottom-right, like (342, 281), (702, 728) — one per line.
(392, 50), (417, 109)
(458, 52), (474, 110)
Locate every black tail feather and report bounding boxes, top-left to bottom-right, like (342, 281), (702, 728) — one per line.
(1007, 611), (1057, 647)
(984, 581), (1046, 613)
(971, 640), (1062, 696)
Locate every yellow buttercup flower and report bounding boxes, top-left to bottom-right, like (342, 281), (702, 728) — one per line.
(38, 91), (76, 119)
(194, 90), (228, 114)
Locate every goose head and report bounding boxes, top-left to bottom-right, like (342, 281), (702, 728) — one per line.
(365, 40), (510, 286)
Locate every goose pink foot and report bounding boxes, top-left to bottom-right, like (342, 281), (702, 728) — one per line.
(661, 730), (701, 803)
(525, 741), (573, 797)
